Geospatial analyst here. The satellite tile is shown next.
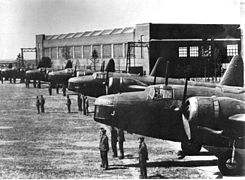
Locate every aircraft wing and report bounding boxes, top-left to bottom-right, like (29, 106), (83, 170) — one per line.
(228, 114), (245, 122)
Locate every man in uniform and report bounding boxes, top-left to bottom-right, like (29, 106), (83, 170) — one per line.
(56, 84), (59, 94)
(99, 128), (109, 170)
(36, 96), (40, 114)
(118, 128), (125, 159)
(84, 96), (89, 115)
(40, 95), (45, 113)
(62, 84), (66, 96)
(66, 95), (71, 113)
(77, 94), (82, 111)
(110, 126), (118, 158)
(138, 137), (148, 179)
(48, 83), (52, 95)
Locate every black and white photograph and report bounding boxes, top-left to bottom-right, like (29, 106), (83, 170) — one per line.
(0, 0), (244, 178)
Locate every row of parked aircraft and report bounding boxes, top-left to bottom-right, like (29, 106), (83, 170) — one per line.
(0, 55), (244, 176)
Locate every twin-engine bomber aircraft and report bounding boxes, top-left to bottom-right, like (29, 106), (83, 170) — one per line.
(68, 56), (244, 97)
(94, 55), (245, 176)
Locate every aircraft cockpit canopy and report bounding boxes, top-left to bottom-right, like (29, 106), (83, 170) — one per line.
(65, 68), (73, 73)
(148, 85), (173, 100)
(92, 72), (107, 80)
(39, 68), (46, 72)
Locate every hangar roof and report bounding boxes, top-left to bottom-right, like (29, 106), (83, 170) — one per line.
(45, 27), (134, 40)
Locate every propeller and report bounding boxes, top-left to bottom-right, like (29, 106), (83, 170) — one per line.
(179, 65), (192, 140)
(150, 57), (167, 85)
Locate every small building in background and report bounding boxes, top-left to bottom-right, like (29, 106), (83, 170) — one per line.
(36, 23), (241, 78)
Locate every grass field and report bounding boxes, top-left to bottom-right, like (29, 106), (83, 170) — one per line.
(0, 81), (221, 178)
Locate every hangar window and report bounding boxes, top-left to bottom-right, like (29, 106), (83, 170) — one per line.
(178, 47), (187, 57)
(190, 46), (199, 57)
(114, 44), (123, 58)
(51, 47), (58, 59)
(103, 44), (112, 58)
(83, 45), (91, 59)
(74, 46), (82, 58)
(58, 47), (63, 59)
(44, 48), (50, 58)
(227, 44), (238, 56)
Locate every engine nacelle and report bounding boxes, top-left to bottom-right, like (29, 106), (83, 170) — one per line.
(108, 77), (146, 94)
(184, 96), (245, 130)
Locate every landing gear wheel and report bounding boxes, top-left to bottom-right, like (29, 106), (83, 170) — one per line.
(218, 150), (243, 176)
(181, 142), (202, 155)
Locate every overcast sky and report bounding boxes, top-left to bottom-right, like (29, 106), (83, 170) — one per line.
(0, 0), (242, 60)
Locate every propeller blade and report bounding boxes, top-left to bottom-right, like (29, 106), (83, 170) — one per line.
(182, 114), (191, 140)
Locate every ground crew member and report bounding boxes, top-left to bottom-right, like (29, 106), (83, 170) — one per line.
(56, 84), (59, 94)
(85, 96), (89, 115)
(62, 84), (66, 96)
(77, 94), (82, 111)
(48, 83), (52, 95)
(33, 80), (36, 88)
(66, 95), (71, 113)
(110, 126), (118, 158)
(40, 95), (45, 113)
(99, 128), (109, 170)
(118, 128), (125, 159)
(25, 78), (30, 88)
(36, 96), (40, 114)
(138, 137), (148, 179)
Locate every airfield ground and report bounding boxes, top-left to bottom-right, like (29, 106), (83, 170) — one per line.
(0, 81), (227, 178)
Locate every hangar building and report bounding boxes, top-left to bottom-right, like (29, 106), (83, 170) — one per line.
(36, 23), (241, 77)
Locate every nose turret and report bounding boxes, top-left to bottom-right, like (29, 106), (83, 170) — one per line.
(94, 95), (116, 125)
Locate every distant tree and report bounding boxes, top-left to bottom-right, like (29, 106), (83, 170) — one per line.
(91, 49), (99, 70)
(8, 63), (13, 68)
(62, 46), (72, 60)
(37, 57), (52, 68)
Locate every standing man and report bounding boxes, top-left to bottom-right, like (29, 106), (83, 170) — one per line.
(56, 84), (59, 94)
(66, 95), (71, 113)
(118, 129), (125, 159)
(138, 137), (148, 179)
(77, 94), (82, 111)
(40, 95), (45, 113)
(48, 83), (52, 95)
(99, 128), (109, 170)
(36, 96), (40, 114)
(33, 80), (36, 88)
(85, 96), (89, 115)
(62, 84), (66, 96)
(110, 126), (118, 158)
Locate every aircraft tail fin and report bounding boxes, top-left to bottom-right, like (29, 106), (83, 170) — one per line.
(150, 57), (167, 77)
(105, 59), (115, 72)
(219, 55), (244, 87)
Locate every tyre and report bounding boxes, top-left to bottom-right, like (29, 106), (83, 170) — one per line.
(218, 150), (243, 176)
(181, 142), (202, 155)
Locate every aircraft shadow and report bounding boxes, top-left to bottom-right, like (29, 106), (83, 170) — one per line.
(125, 159), (218, 168)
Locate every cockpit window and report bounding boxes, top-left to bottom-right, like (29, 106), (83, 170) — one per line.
(148, 85), (173, 100)
(93, 72), (107, 79)
(65, 68), (73, 73)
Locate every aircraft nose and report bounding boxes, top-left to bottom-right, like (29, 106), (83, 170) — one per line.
(94, 95), (116, 125)
(68, 76), (93, 93)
